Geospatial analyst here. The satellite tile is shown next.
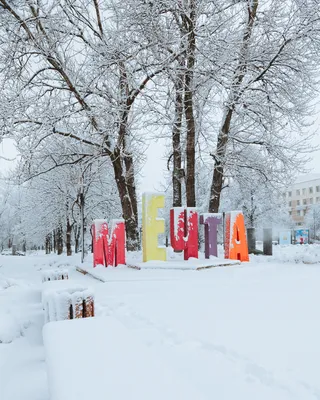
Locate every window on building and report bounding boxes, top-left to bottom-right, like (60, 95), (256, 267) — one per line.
(304, 209), (308, 216)
(289, 201), (292, 207)
(297, 200), (300, 206)
(296, 189), (300, 196)
(288, 191), (292, 197)
(289, 211), (292, 216)
(309, 187), (313, 194)
(317, 197), (320, 203)
(317, 186), (320, 193)
(297, 222), (302, 226)
(310, 198), (314, 204)
(302, 188), (306, 195)
(303, 199), (307, 205)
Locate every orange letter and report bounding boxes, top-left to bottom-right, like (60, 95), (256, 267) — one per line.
(225, 211), (249, 262)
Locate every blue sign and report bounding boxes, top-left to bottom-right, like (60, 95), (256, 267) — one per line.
(279, 230), (291, 245)
(295, 229), (309, 244)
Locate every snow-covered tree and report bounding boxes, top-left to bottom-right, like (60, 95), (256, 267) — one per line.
(305, 204), (320, 240)
(17, 157), (120, 255)
(207, 0), (320, 212)
(0, 0), (166, 250)
(1, 0), (320, 238)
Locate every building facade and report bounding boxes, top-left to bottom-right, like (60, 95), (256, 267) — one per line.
(285, 174), (320, 226)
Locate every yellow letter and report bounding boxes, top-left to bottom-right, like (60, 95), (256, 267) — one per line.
(142, 193), (166, 262)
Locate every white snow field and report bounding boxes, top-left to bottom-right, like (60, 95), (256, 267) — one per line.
(0, 245), (320, 400)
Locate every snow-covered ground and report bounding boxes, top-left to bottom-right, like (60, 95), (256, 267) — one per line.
(1, 246), (320, 399)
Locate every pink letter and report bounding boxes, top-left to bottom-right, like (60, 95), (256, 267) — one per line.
(92, 219), (108, 267)
(170, 207), (198, 260)
(93, 219), (126, 267)
(170, 208), (185, 251)
(108, 219), (126, 266)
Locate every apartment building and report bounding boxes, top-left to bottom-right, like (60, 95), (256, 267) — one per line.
(285, 174), (320, 226)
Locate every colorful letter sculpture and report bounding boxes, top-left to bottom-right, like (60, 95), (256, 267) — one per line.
(142, 193), (166, 262)
(224, 211), (249, 262)
(170, 208), (198, 260)
(92, 219), (126, 267)
(200, 213), (222, 258)
(92, 192), (250, 267)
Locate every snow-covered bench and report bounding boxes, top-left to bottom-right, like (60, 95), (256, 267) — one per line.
(43, 317), (205, 400)
(42, 280), (94, 323)
(42, 269), (68, 282)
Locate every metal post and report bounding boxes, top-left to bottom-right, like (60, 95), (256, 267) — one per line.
(247, 228), (256, 254)
(263, 228), (273, 256)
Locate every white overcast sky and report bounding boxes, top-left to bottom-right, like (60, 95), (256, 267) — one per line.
(0, 138), (17, 176)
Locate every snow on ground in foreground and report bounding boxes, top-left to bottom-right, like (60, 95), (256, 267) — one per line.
(0, 247), (320, 400)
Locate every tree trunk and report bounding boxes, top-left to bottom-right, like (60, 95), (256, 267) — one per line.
(124, 153), (139, 245)
(172, 71), (184, 207)
(53, 230), (57, 253)
(56, 224), (63, 255)
(66, 216), (72, 256)
(249, 190), (256, 228)
(209, 108), (233, 212)
(90, 225), (93, 253)
(49, 234), (52, 252)
(45, 233), (52, 254)
(208, 0), (259, 213)
(74, 224), (80, 253)
(111, 148), (139, 251)
(75, 235), (79, 253)
(184, 1), (197, 207)
(79, 189), (86, 262)
(113, 62), (140, 251)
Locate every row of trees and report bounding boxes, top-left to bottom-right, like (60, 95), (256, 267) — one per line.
(0, 0), (320, 252)
(0, 165), (295, 254)
(0, 158), (121, 253)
